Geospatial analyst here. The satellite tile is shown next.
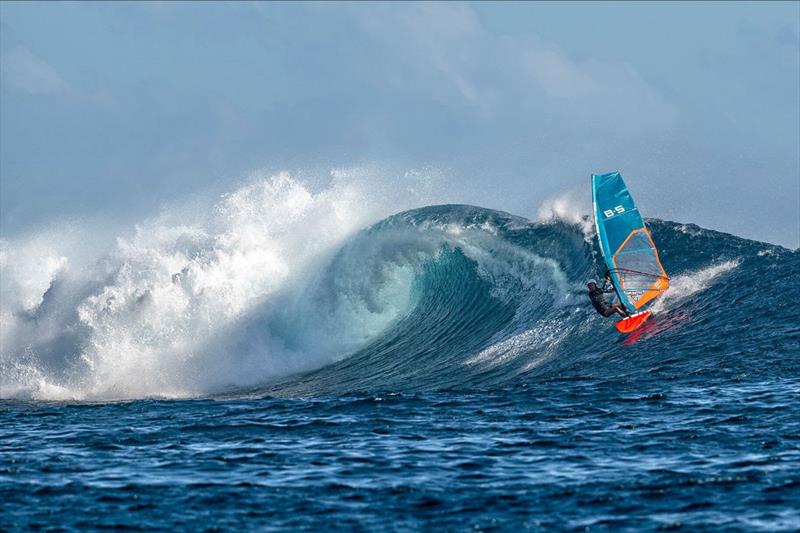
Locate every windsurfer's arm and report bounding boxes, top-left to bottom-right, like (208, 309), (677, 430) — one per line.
(602, 270), (615, 292)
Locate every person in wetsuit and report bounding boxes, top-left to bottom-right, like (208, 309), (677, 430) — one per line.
(587, 272), (631, 318)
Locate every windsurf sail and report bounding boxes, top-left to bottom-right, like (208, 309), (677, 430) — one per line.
(592, 172), (669, 313)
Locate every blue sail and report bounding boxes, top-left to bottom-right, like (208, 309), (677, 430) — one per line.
(592, 172), (669, 312)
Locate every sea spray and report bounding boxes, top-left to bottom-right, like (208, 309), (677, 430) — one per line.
(0, 169), (446, 400)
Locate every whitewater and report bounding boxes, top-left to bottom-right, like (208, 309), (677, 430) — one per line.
(1, 169), (451, 399)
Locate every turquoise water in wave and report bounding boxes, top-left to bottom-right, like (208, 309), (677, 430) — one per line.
(2, 205), (799, 531)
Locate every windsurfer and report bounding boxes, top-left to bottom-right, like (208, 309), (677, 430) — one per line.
(587, 274), (631, 318)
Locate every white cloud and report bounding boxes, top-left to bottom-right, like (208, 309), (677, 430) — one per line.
(1, 46), (69, 96)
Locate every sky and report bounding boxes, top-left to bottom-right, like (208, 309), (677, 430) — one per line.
(1, 1), (798, 247)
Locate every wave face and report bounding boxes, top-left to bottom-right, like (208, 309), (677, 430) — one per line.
(268, 208), (800, 396)
(2, 176), (798, 401)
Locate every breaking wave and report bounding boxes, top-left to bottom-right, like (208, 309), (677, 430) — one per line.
(2, 173), (798, 401)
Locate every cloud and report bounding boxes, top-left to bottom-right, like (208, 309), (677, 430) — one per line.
(343, 3), (677, 134)
(1, 46), (69, 96)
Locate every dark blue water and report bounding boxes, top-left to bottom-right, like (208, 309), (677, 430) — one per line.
(2, 206), (799, 531)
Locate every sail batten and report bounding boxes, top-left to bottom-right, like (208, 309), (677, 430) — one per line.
(592, 172), (669, 312)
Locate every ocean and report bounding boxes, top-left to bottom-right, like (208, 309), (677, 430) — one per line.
(2, 178), (799, 531)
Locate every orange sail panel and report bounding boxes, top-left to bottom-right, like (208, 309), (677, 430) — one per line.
(612, 228), (669, 309)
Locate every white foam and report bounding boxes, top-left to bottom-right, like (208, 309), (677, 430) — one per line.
(650, 260), (739, 313)
(536, 190), (595, 241)
(0, 168), (449, 400)
(465, 317), (567, 370)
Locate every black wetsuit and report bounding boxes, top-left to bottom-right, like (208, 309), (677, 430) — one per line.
(589, 283), (618, 317)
